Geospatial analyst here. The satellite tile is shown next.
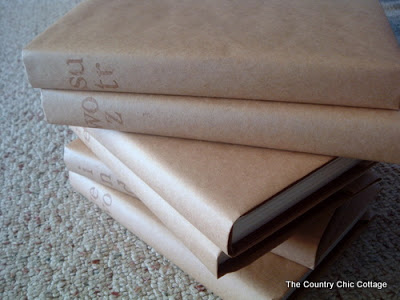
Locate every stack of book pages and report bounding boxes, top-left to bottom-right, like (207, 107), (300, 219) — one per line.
(23, 0), (399, 298)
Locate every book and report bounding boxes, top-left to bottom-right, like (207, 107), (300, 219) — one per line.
(68, 171), (377, 300)
(23, 0), (400, 109)
(64, 139), (137, 197)
(64, 139), (379, 270)
(71, 126), (374, 258)
(44, 89), (400, 163)
(64, 138), (231, 278)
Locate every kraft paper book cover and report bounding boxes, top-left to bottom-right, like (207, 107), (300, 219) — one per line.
(272, 179), (379, 269)
(64, 139), (379, 270)
(71, 126), (374, 259)
(23, 0), (400, 109)
(68, 171), (377, 300)
(43, 89), (400, 163)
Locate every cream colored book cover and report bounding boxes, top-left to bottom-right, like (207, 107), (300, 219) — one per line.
(23, 0), (400, 109)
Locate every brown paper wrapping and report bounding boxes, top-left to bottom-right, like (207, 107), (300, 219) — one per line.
(71, 127), (374, 258)
(315, 182), (380, 263)
(65, 139), (378, 272)
(64, 139), (137, 197)
(272, 182), (379, 269)
(68, 172), (377, 300)
(43, 89), (400, 163)
(23, 0), (400, 109)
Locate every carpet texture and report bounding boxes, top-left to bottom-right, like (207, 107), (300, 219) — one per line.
(0, 1), (399, 299)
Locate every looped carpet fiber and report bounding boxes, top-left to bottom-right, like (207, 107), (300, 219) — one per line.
(0, 1), (399, 299)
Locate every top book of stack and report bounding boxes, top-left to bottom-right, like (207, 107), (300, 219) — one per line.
(23, 0), (400, 110)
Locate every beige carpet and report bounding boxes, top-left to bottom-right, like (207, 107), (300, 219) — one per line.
(0, 1), (399, 299)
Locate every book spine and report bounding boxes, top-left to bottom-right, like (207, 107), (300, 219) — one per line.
(69, 171), (307, 300)
(70, 127), (226, 277)
(43, 89), (400, 164)
(23, 48), (400, 110)
(64, 140), (136, 196)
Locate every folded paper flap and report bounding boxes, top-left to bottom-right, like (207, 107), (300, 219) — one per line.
(270, 208), (336, 269)
(230, 161), (375, 256)
(317, 178), (380, 262)
(221, 211), (329, 275)
(340, 171), (381, 195)
(287, 219), (371, 300)
(271, 172), (379, 269)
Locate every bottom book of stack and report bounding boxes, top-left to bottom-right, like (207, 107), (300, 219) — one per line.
(65, 139), (380, 299)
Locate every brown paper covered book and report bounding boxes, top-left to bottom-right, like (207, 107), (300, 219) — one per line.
(68, 171), (377, 300)
(64, 139), (379, 271)
(70, 127), (374, 259)
(44, 89), (400, 163)
(23, 0), (400, 109)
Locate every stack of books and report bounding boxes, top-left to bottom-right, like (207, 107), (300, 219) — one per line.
(23, 0), (399, 298)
